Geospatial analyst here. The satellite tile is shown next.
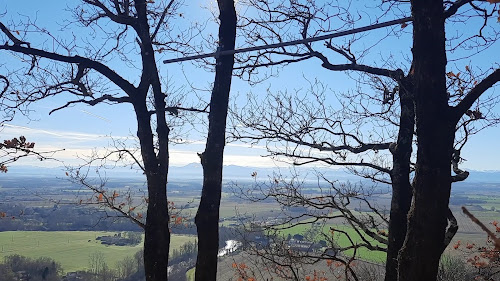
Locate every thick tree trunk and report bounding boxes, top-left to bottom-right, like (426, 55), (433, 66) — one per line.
(384, 77), (414, 281)
(397, 1), (454, 281)
(194, 1), (236, 281)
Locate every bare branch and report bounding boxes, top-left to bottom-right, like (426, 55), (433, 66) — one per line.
(462, 206), (500, 250)
(0, 42), (137, 95)
(49, 94), (130, 114)
(162, 17), (413, 64)
(443, 0), (473, 18)
(151, 0), (175, 41)
(0, 22), (30, 47)
(82, 0), (137, 26)
(0, 136), (64, 172)
(452, 68), (500, 123)
(0, 75), (9, 98)
(75, 177), (145, 229)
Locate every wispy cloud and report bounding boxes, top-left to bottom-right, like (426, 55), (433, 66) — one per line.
(1, 124), (113, 141)
(3, 124), (282, 168)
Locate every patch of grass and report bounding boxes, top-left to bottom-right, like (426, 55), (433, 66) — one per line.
(0, 231), (195, 273)
(273, 220), (386, 263)
(169, 234), (197, 255)
(186, 267), (195, 281)
(328, 225), (386, 262)
(219, 202), (278, 218)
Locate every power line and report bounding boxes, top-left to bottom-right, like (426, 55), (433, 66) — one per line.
(163, 17), (412, 64)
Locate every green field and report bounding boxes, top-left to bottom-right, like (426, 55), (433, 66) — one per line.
(186, 267), (195, 281)
(275, 220), (387, 263)
(0, 231), (196, 272)
(465, 194), (500, 211)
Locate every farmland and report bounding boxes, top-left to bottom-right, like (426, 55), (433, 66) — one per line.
(0, 231), (195, 272)
(270, 217), (386, 262)
(0, 170), (499, 278)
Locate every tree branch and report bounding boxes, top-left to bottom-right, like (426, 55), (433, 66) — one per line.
(49, 94), (130, 114)
(462, 206), (500, 250)
(0, 22), (29, 47)
(82, 0), (137, 26)
(443, 0), (473, 18)
(278, 153), (391, 175)
(452, 68), (500, 123)
(0, 75), (9, 98)
(311, 50), (404, 81)
(0, 42), (137, 96)
(442, 208), (458, 251)
(151, 0), (175, 41)
(77, 178), (145, 229)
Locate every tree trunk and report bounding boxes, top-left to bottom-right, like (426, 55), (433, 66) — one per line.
(194, 1), (236, 280)
(134, 99), (171, 281)
(384, 77), (414, 281)
(133, 1), (172, 280)
(397, 1), (454, 281)
(144, 173), (170, 281)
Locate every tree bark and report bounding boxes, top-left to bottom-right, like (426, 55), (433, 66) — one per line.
(134, 1), (172, 280)
(143, 173), (170, 281)
(397, 1), (454, 280)
(194, 1), (236, 280)
(134, 98), (170, 281)
(384, 77), (414, 281)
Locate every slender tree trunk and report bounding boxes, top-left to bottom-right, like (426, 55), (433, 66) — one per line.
(194, 1), (236, 280)
(144, 173), (170, 281)
(384, 77), (414, 281)
(397, 1), (454, 280)
(134, 100), (171, 281)
(133, 1), (172, 280)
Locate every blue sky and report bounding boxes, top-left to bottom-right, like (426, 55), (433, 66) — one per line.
(1, 1), (500, 171)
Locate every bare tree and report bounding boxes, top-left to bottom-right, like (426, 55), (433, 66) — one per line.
(229, 1), (500, 281)
(1, 1), (241, 280)
(88, 251), (107, 277)
(398, 1), (500, 280)
(0, 1), (195, 280)
(230, 55), (415, 281)
(194, 0), (237, 280)
(117, 255), (137, 279)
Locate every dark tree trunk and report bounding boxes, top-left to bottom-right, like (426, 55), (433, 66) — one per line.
(134, 99), (171, 281)
(143, 173), (170, 281)
(194, 1), (236, 280)
(397, 1), (454, 281)
(134, 1), (172, 280)
(384, 77), (414, 281)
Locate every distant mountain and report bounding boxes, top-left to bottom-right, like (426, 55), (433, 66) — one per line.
(6, 164), (500, 184)
(6, 164), (358, 183)
(464, 170), (500, 183)
(5, 165), (66, 177)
